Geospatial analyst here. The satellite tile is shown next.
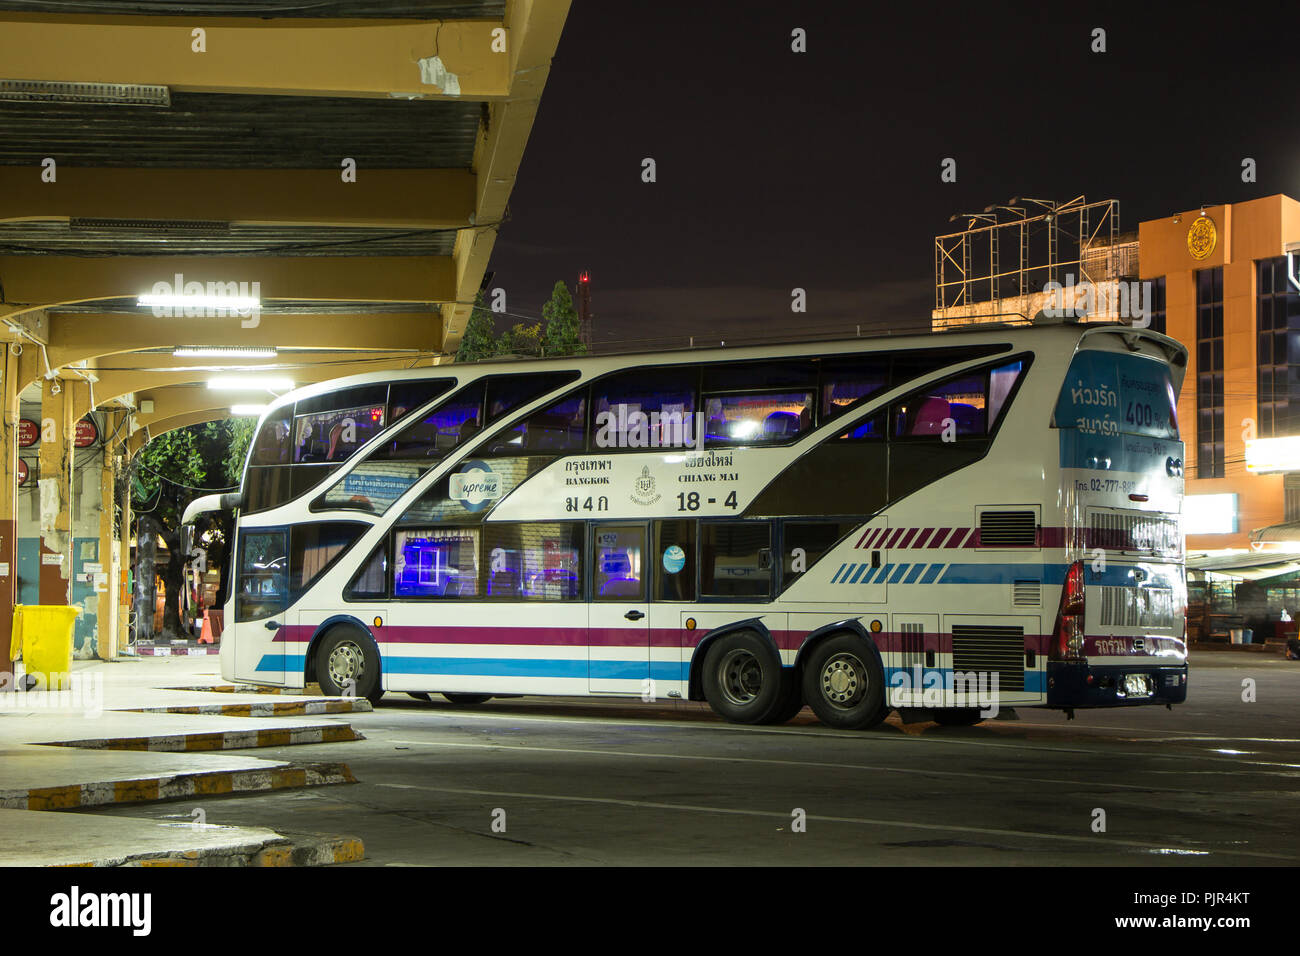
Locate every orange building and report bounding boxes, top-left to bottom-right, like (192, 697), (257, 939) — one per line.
(1138, 194), (1300, 552)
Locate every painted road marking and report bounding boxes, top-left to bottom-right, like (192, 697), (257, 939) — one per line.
(376, 783), (1298, 862)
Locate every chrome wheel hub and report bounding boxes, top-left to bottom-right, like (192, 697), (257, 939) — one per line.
(718, 649), (764, 706)
(821, 653), (866, 707)
(327, 640), (365, 690)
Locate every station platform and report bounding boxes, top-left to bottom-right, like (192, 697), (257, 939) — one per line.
(0, 656), (366, 866)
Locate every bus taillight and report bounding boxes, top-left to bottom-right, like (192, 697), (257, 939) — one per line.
(1051, 560), (1086, 661)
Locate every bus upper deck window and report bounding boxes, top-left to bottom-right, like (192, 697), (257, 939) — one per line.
(250, 407), (292, 465)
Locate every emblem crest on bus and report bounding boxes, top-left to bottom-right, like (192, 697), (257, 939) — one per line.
(450, 459), (502, 512)
(630, 465), (660, 506)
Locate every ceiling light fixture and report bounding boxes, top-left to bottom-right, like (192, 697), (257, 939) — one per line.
(173, 347), (278, 358)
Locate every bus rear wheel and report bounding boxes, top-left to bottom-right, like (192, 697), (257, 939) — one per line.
(442, 693), (492, 705)
(701, 632), (784, 724)
(316, 626), (383, 705)
(759, 671), (805, 725)
(801, 634), (887, 730)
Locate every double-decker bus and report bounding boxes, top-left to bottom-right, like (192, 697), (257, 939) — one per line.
(188, 321), (1189, 729)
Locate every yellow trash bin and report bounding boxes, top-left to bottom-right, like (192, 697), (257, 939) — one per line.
(10, 605), (79, 691)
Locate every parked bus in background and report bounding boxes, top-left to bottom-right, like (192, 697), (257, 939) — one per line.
(185, 320), (1189, 729)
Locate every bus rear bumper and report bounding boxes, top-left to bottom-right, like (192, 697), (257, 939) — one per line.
(1046, 661), (1188, 708)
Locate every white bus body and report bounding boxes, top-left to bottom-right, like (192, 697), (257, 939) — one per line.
(213, 323), (1188, 729)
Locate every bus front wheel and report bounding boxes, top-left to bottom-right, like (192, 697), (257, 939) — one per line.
(316, 626), (384, 705)
(801, 634), (887, 730)
(701, 632), (784, 724)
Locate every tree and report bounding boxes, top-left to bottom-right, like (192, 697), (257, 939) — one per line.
(499, 321), (545, 358)
(542, 280), (585, 357)
(132, 419), (250, 641)
(455, 291), (500, 363)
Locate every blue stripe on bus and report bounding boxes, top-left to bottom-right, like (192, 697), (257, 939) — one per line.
(849, 564), (868, 584)
(921, 563), (945, 584)
(904, 564), (925, 585)
(254, 655), (305, 673)
(889, 564), (910, 584)
(831, 563), (848, 584)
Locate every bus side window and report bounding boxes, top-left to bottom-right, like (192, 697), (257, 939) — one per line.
(892, 371), (988, 438)
(782, 521), (856, 590)
(654, 520), (696, 601)
(345, 541), (389, 601)
(701, 522), (773, 599)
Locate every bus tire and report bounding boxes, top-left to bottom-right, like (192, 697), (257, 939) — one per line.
(932, 709), (984, 727)
(442, 693), (492, 705)
(759, 670), (805, 725)
(316, 625), (384, 705)
(701, 631), (784, 724)
(801, 633), (888, 731)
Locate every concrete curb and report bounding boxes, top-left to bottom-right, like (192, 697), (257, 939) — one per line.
(58, 834), (366, 868)
(45, 724), (364, 752)
(124, 699), (373, 718)
(2, 761), (357, 811)
(164, 684), (309, 695)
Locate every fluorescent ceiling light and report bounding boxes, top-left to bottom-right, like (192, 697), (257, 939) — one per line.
(207, 376), (293, 391)
(173, 347), (278, 358)
(139, 293), (260, 312)
(0, 79), (170, 107)
(230, 404), (270, 417)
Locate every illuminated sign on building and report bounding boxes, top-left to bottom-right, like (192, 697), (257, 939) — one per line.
(1184, 493), (1238, 535)
(1245, 436), (1300, 474)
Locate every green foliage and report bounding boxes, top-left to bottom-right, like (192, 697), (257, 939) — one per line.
(454, 281), (587, 362)
(542, 280), (586, 357)
(455, 291), (501, 363)
(500, 321), (545, 358)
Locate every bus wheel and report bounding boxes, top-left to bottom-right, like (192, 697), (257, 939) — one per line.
(759, 671), (805, 725)
(442, 693), (492, 705)
(932, 709), (985, 727)
(801, 634), (887, 730)
(702, 632), (783, 724)
(317, 626), (383, 705)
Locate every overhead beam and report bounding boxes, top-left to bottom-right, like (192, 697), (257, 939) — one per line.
(93, 351), (434, 408)
(0, 168), (476, 230)
(0, 15), (510, 100)
(0, 255), (456, 319)
(442, 0), (572, 352)
(138, 408), (234, 444)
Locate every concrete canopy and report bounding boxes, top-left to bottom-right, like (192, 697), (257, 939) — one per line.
(0, 0), (571, 428)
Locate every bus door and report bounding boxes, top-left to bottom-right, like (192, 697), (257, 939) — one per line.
(589, 523), (650, 693)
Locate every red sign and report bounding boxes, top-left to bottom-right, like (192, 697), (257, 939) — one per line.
(74, 418), (98, 448)
(16, 459), (27, 487)
(16, 419), (38, 447)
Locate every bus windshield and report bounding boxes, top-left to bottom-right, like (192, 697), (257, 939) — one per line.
(1053, 349), (1179, 440)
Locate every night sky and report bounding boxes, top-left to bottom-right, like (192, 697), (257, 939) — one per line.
(489, 1), (1300, 349)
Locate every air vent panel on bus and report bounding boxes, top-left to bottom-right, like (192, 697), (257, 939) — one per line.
(1012, 580), (1041, 606)
(951, 625), (1025, 692)
(978, 510), (1037, 547)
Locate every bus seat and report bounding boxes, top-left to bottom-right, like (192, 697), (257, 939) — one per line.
(909, 396), (952, 435)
